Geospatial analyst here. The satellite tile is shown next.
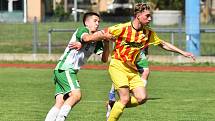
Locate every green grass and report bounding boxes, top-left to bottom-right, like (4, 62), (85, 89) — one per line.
(0, 22), (115, 53)
(0, 68), (215, 121)
(0, 22), (215, 55)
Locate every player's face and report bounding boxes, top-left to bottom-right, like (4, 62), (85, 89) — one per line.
(137, 10), (151, 26)
(85, 15), (100, 33)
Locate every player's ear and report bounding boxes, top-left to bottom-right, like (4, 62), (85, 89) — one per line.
(137, 15), (141, 21)
(136, 13), (141, 20)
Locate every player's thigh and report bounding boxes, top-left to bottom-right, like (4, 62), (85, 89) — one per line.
(131, 86), (147, 103)
(65, 89), (82, 106)
(54, 70), (80, 95)
(109, 65), (129, 89)
(132, 86), (147, 99)
(109, 59), (131, 89)
(54, 72), (64, 96)
(65, 69), (80, 90)
(129, 73), (144, 90)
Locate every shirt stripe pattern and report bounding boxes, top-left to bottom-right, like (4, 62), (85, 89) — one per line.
(107, 22), (161, 64)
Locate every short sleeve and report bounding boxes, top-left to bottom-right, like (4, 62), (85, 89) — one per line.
(76, 27), (89, 42)
(107, 24), (124, 37)
(149, 31), (161, 46)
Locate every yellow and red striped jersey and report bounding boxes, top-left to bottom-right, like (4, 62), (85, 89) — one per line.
(106, 22), (161, 64)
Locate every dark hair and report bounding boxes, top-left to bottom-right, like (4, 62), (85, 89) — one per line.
(83, 12), (100, 26)
(134, 3), (150, 16)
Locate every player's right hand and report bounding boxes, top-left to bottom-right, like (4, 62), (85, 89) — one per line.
(100, 30), (115, 42)
(68, 42), (82, 50)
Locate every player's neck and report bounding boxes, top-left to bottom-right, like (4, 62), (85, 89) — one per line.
(131, 19), (143, 31)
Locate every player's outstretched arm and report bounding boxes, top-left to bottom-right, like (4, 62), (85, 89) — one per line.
(159, 40), (195, 61)
(82, 30), (114, 42)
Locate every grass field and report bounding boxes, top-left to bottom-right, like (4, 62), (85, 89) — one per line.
(0, 68), (215, 121)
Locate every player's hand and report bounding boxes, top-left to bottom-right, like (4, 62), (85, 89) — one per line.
(100, 30), (115, 41)
(68, 42), (82, 50)
(183, 52), (196, 61)
(105, 33), (115, 41)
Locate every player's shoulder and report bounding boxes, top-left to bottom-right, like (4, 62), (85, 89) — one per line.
(122, 22), (131, 26)
(144, 25), (153, 31)
(77, 26), (90, 34)
(143, 25), (157, 36)
(75, 26), (90, 42)
(109, 22), (130, 29)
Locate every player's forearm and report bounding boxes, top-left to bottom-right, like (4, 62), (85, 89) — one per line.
(82, 31), (111, 42)
(101, 41), (110, 62)
(160, 40), (185, 55)
(160, 40), (195, 60)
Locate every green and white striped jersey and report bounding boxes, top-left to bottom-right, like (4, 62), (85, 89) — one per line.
(55, 27), (103, 72)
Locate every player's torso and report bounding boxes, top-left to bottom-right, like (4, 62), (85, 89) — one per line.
(66, 42), (96, 70)
(56, 28), (97, 71)
(112, 22), (151, 64)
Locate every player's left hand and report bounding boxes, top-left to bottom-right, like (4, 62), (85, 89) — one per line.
(183, 52), (196, 61)
(68, 42), (82, 50)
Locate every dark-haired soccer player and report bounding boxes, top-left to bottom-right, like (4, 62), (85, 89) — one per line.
(45, 12), (112, 121)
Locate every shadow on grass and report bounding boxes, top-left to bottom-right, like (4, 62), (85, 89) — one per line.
(147, 97), (162, 101)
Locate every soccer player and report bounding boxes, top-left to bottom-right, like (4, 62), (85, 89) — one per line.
(106, 48), (149, 119)
(104, 3), (195, 121)
(44, 12), (112, 121)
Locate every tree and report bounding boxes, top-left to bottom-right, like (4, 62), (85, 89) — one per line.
(154, 0), (184, 10)
(54, 2), (70, 22)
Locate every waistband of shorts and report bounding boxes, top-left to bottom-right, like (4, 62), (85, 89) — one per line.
(54, 68), (78, 74)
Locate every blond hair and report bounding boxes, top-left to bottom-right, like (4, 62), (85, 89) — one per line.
(134, 3), (150, 16)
